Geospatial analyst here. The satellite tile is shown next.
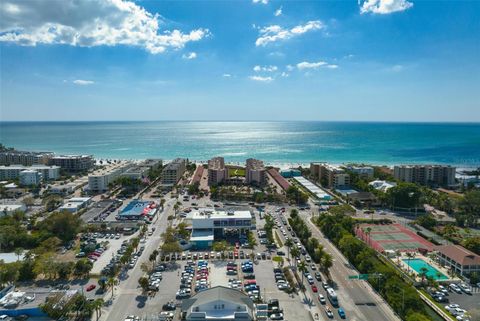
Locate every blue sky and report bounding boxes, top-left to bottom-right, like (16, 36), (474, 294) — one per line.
(0, 0), (479, 122)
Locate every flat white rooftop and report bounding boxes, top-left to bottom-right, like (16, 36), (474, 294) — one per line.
(294, 176), (331, 200)
(187, 208), (252, 220)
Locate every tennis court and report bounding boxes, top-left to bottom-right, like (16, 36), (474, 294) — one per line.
(356, 223), (433, 252)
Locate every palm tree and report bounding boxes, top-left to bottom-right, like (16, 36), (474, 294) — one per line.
(419, 267), (428, 284)
(92, 298), (104, 321)
(320, 253), (333, 279)
(160, 198), (166, 210)
(290, 247), (300, 268)
(14, 247), (23, 261)
(149, 250), (158, 268)
(365, 227), (372, 246)
(285, 239), (294, 262)
(298, 260), (307, 294)
(107, 277), (116, 300)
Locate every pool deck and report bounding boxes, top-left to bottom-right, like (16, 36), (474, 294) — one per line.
(393, 253), (458, 283)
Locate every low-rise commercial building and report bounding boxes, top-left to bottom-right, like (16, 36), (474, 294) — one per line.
(310, 163), (350, 188)
(0, 203), (27, 216)
(161, 158), (186, 186)
(394, 165), (456, 187)
(0, 165), (60, 181)
(49, 155), (95, 172)
(245, 158), (266, 186)
(208, 157), (228, 186)
(434, 244), (480, 277)
(181, 286), (254, 321)
(0, 150), (53, 166)
(58, 197), (92, 213)
(186, 208), (253, 249)
(369, 180), (397, 192)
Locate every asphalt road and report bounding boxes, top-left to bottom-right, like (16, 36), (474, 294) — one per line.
(100, 196), (178, 321)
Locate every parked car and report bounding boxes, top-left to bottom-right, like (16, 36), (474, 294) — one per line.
(318, 294), (326, 304)
(338, 307), (346, 319)
(325, 307), (334, 318)
(86, 284), (96, 292)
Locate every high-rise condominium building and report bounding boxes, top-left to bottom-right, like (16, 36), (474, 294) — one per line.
(393, 165), (456, 187)
(245, 158), (266, 186)
(208, 157), (228, 186)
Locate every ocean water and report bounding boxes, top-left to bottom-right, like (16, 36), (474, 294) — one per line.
(0, 121), (479, 167)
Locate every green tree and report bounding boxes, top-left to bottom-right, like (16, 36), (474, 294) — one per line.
(74, 259), (93, 278)
(37, 211), (83, 243)
(320, 253), (333, 279)
(138, 276), (149, 293)
(298, 260), (307, 293)
(285, 238), (294, 262)
(462, 237), (480, 255)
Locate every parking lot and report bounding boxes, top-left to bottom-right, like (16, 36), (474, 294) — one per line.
(90, 233), (139, 274)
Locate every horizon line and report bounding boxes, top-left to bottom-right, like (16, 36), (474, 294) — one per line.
(1, 120), (480, 124)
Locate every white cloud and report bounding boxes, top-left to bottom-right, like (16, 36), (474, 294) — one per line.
(252, 0), (269, 4)
(249, 75), (273, 82)
(280, 72), (289, 77)
(296, 61), (338, 70)
(286, 65), (295, 71)
(73, 79), (94, 85)
(253, 65), (278, 72)
(222, 73), (232, 78)
(182, 52), (197, 59)
(274, 7), (283, 17)
(255, 20), (323, 46)
(0, 0), (209, 54)
(360, 0), (413, 14)
(390, 64), (404, 72)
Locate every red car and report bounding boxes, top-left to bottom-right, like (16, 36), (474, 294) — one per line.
(311, 285), (318, 293)
(86, 284), (96, 292)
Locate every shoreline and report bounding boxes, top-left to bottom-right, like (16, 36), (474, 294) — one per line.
(96, 158), (478, 171)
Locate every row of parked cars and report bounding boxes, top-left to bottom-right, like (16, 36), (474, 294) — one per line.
(256, 299), (284, 320)
(273, 267), (289, 291)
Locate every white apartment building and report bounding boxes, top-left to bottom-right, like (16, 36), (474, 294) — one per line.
(245, 158), (266, 186)
(0, 165), (60, 181)
(88, 165), (128, 192)
(346, 165), (374, 179)
(19, 170), (42, 186)
(208, 157), (228, 186)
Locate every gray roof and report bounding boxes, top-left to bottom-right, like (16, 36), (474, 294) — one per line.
(181, 286), (254, 312)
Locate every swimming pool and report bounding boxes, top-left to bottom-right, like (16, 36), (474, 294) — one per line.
(402, 258), (448, 280)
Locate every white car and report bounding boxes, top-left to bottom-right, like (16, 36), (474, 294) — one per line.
(318, 294), (326, 304)
(445, 304), (460, 311)
(124, 316), (140, 321)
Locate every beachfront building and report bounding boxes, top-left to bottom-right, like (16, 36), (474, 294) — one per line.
(245, 158), (266, 186)
(268, 168), (291, 191)
(279, 168), (301, 178)
(310, 163), (350, 189)
(0, 150), (53, 166)
(434, 244), (480, 277)
(181, 286), (254, 321)
(0, 165), (60, 181)
(162, 158), (186, 186)
(345, 165), (374, 179)
(142, 159), (163, 171)
(88, 165), (129, 192)
(394, 165), (456, 187)
(49, 155), (95, 172)
(208, 157), (228, 186)
(186, 208), (253, 249)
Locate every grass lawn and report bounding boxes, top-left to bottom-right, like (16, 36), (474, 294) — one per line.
(228, 168), (246, 177)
